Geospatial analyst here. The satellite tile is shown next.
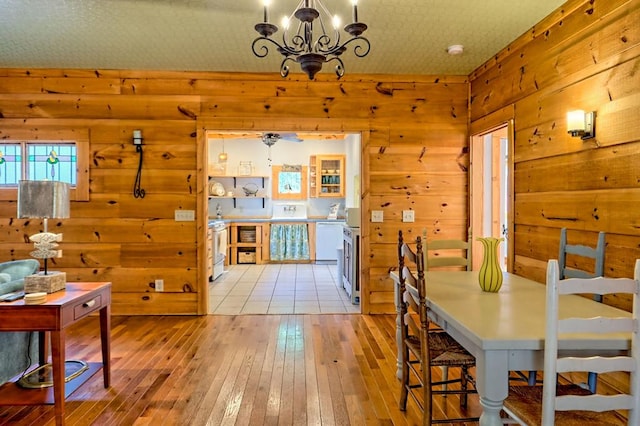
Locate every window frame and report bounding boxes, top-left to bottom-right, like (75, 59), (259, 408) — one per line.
(0, 127), (89, 202)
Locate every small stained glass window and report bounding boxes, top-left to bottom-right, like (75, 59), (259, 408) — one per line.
(27, 143), (77, 184)
(0, 142), (76, 186)
(0, 144), (22, 185)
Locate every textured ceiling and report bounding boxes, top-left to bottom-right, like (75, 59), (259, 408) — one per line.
(0, 0), (566, 77)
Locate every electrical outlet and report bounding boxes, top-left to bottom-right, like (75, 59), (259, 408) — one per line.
(155, 279), (164, 292)
(402, 210), (415, 223)
(371, 210), (384, 223)
(174, 210), (195, 221)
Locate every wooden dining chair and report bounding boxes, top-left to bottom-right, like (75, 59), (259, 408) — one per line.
(559, 228), (606, 392)
(397, 230), (479, 425)
(558, 228), (606, 299)
(502, 259), (640, 426)
(521, 229), (607, 389)
(422, 227), (472, 388)
(423, 228), (472, 272)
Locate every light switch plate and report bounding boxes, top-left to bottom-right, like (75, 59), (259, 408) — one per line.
(175, 210), (195, 221)
(155, 279), (164, 292)
(402, 210), (415, 223)
(371, 210), (384, 223)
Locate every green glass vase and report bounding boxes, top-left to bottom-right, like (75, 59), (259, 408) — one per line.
(477, 237), (504, 292)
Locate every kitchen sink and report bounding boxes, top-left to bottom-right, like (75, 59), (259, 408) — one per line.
(271, 202), (307, 220)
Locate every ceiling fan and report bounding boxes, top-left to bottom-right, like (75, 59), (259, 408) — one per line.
(261, 132), (303, 147)
(262, 132), (303, 165)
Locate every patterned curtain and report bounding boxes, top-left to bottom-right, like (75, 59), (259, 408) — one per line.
(270, 224), (310, 261)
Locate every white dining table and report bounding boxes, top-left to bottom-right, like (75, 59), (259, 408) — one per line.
(390, 270), (631, 426)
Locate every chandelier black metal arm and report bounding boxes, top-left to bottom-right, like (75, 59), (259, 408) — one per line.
(251, 0), (370, 80)
(252, 32), (370, 79)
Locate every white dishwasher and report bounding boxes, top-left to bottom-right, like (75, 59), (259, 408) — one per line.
(315, 222), (344, 262)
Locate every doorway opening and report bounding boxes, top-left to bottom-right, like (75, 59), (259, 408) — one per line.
(470, 122), (513, 271)
(205, 130), (362, 315)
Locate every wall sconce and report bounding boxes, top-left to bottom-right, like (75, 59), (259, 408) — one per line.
(132, 129), (145, 198)
(567, 110), (596, 140)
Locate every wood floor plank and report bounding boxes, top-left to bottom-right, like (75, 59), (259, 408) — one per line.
(309, 316), (337, 426)
(302, 316), (322, 426)
(0, 314), (483, 425)
(265, 315), (288, 425)
(247, 316), (280, 426)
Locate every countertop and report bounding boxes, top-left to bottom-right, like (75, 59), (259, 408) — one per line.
(209, 218), (346, 225)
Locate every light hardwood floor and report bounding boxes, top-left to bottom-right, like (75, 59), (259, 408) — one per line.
(0, 314), (481, 425)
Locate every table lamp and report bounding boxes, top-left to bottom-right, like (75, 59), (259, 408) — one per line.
(17, 180), (70, 293)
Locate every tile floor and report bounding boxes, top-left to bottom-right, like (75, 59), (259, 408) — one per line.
(209, 263), (360, 315)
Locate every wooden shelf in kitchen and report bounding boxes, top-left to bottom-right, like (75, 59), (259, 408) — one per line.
(208, 175), (269, 208)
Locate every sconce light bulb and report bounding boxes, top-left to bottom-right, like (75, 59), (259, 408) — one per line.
(567, 110), (586, 135)
(133, 129), (143, 145)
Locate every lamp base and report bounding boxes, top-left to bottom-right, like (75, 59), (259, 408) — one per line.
(24, 271), (66, 294)
(17, 360), (89, 389)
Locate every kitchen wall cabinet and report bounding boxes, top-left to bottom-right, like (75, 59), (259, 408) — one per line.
(310, 155), (345, 197)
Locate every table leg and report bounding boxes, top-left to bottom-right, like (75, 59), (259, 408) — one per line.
(477, 350), (509, 426)
(38, 331), (47, 365)
(50, 329), (66, 426)
(99, 305), (111, 388)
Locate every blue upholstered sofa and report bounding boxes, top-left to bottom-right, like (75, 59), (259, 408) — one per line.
(0, 259), (40, 385)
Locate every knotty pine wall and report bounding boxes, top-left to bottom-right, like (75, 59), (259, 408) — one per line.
(470, 0), (640, 312)
(0, 71), (469, 315)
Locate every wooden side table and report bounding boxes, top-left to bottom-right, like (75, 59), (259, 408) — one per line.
(0, 282), (111, 426)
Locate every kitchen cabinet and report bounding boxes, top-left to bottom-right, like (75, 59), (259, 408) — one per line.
(208, 175), (269, 208)
(309, 155), (345, 197)
(228, 222), (265, 265)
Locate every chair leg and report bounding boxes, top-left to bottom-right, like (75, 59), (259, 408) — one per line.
(460, 366), (468, 408)
(587, 372), (597, 393)
(527, 371), (537, 386)
(441, 366), (448, 394)
(399, 349), (409, 410)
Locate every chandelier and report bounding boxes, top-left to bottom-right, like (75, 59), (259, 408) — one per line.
(252, 0), (370, 80)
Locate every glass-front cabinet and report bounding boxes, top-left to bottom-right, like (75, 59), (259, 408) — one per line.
(310, 154), (345, 197)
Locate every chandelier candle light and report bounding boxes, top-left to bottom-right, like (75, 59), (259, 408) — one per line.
(252, 0), (370, 80)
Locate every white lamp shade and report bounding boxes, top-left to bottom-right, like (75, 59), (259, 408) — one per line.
(567, 110), (586, 132)
(17, 180), (70, 219)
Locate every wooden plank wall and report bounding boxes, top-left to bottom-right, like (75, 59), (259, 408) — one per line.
(470, 0), (640, 311)
(0, 71), (469, 315)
